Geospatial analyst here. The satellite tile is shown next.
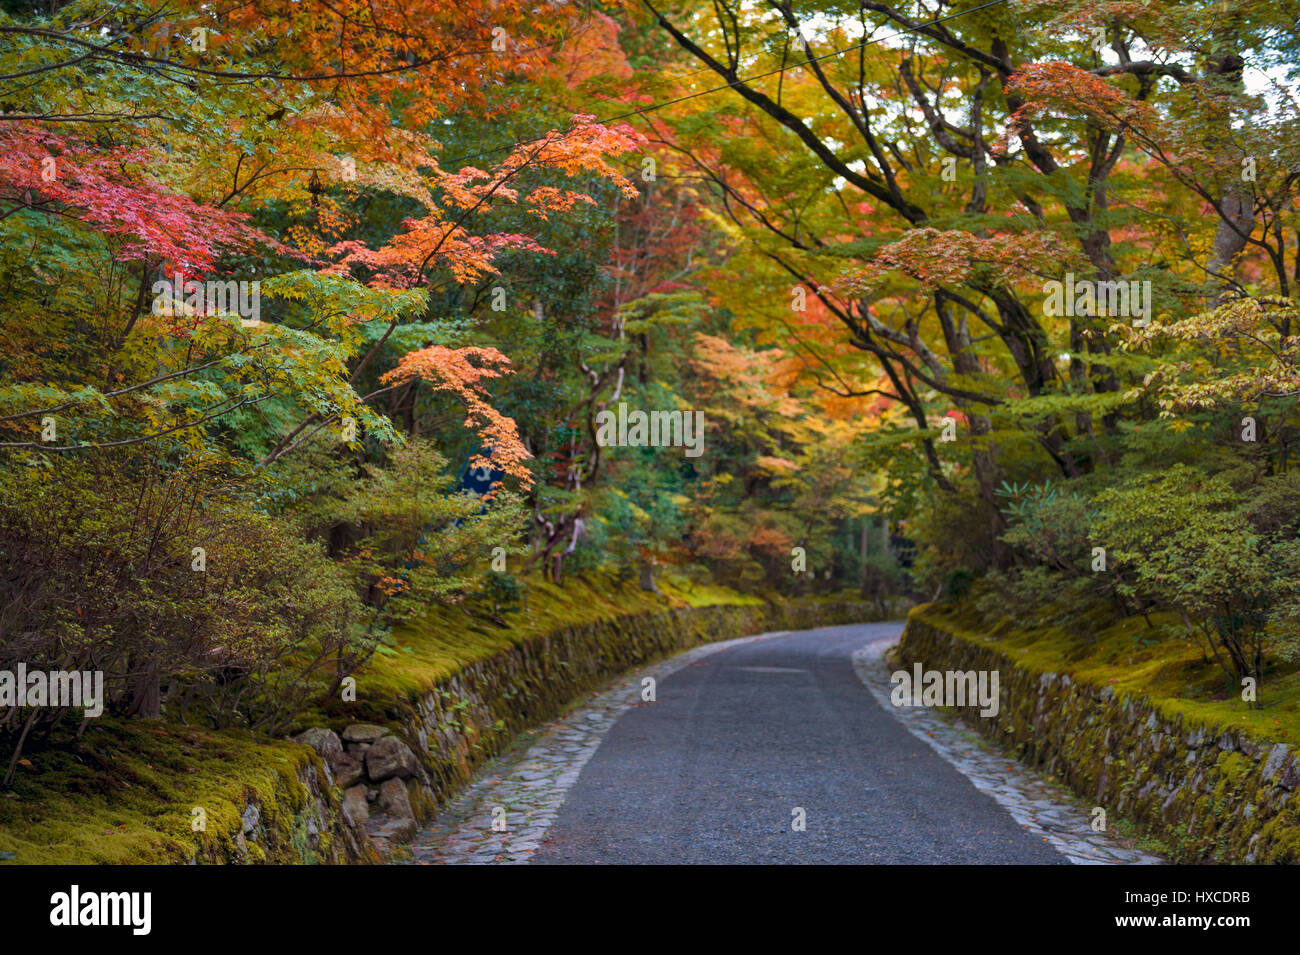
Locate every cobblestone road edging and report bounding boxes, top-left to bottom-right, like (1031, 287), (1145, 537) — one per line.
(409, 627), (1163, 864)
(851, 639), (1162, 864)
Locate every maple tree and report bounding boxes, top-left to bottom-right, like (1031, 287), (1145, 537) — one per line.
(6, 0), (1300, 747)
(0, 0), (652, 740)
(599, 0), (1300, 688)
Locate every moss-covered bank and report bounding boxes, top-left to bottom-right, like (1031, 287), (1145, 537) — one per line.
(896, 605), (1300, 863)
(2, 578), (877, 864)
(0, 718), (370, 865)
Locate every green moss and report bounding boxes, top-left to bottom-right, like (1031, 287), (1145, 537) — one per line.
(1106, 812), (1177, 859)
(0, 718), (322, 864)
(1215, 751), (1251, 784)
(288, 811), (319, 865)
(2, 574), (871, 864)
(904, 598), (1300, 863)
(1259, 816), (1300, 863)
(321, 574), (723, 714)
(914, 602), (1300, 751)
(305, 572), (830, 728)
(1211, 752), (1252, 808)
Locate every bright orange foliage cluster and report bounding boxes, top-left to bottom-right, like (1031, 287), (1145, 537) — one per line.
(380, 346), (534, 485)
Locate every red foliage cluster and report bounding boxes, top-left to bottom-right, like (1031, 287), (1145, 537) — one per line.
(0, 123), (290, 278)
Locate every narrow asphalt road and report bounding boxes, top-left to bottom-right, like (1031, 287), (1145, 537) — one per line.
(530, 622), (1066, 864)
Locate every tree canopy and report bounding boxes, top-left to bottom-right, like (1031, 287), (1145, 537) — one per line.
(3, 0), (1300, 767)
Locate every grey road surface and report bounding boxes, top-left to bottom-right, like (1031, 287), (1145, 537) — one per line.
(530, 622), (1066, 865)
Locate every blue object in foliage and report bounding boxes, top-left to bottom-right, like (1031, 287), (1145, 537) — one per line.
(458, 450), (503, 495)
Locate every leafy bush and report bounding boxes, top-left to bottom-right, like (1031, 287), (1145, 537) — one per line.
(274, 443), (529, 627)
(0, 452), (365, 775)
(860, 548), (905, 613)
(974, 567), (1113, 634)
(907, 489), (998, 597)
(997, 480), (1094, 575)
(1243, 473), (1300, 665)
(940, 567), (976, 602)
(467, 571), (525, 622)
(1092, 465), (1270, 685)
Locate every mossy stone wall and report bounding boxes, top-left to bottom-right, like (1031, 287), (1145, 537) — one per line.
(249, 598), (875, 863)
(896, 611), (1300, 863)
(193, 753), (378, 864)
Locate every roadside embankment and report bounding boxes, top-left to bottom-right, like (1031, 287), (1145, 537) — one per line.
(1, 577), (880, 863)
(895, 604), (1300, 863)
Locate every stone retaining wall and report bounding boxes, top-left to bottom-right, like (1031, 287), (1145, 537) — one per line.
(191, 752), (378, 864)
(264, 598), (875, 862)
(895, 610), (1300, 863)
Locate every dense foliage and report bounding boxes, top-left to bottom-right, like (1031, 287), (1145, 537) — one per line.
(630, 0), (1300, 695)
(0, 0), (878, 775)
(4, 0), (1300, 779)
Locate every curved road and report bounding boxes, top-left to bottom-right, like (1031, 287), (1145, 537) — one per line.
(529, 622), (1066, 865)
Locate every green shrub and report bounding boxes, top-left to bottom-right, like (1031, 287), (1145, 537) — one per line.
(469, 571), (525, 621)
(1092, 465), (1270, 686)
(907, 489), (998, 597)
(274, 443), (529, 626)
(0, 452), (366, 771)
(997, 480), (1093, 575)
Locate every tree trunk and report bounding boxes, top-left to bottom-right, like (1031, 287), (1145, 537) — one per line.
(639, 560), (659, 593)
(128, 662), (161, 718)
